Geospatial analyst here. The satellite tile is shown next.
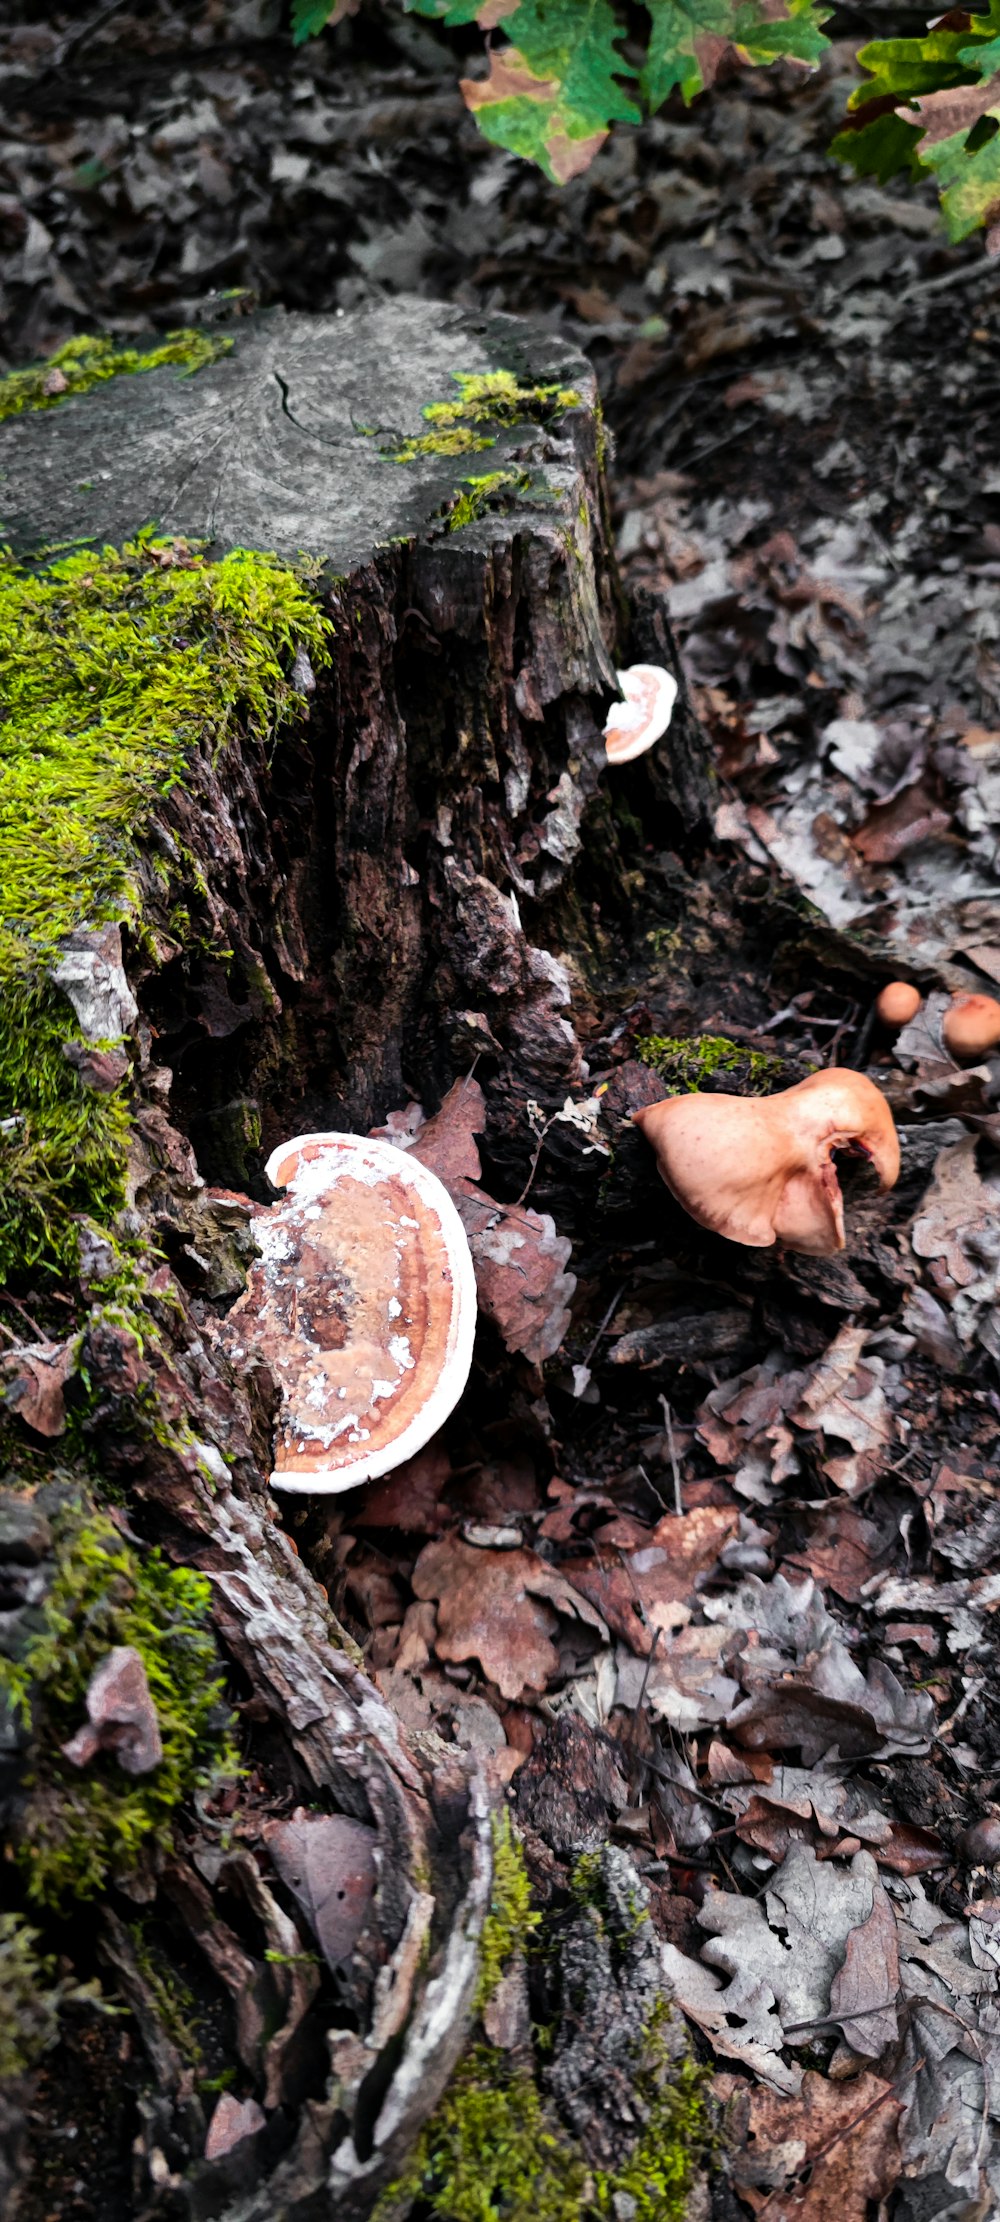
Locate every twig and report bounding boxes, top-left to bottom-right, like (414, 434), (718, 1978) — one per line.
(659, 1394), (683, 1516)
(515, 1114), (556, 1208)
(581, 1282), (628, 1371)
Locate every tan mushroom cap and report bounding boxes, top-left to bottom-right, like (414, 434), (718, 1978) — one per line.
(604, 664), (679, 765)
(633, 1068), (900, 1256)
(876, 981), (921, 1028)
(223, 1132), (477, 1494)
(942, 993), (1000, 1064)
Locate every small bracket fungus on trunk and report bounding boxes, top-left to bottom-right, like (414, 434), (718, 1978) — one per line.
(223, 1133), (477, 1493)
(634, 1068), (900, 1256)
(875, 981), (921, 1028)
(943, 992), (1000, 1064)
(603, 663), (678, 765)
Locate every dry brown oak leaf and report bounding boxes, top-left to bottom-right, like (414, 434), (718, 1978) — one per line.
(377, 1078), (576, 1366)
(411, 1533), (608, 1701)
(730, 2068), (903, 2221)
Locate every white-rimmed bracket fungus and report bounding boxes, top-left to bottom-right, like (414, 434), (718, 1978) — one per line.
(603, 663), (679, 765)
(876, 981), (921, 1029)
(222, 1132), (477, 1493)
(943, 992), (1000, 1064)
(633, 1068), (900, 1256)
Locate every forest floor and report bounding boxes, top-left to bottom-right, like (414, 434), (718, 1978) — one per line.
(5, 3), (1000, 2217)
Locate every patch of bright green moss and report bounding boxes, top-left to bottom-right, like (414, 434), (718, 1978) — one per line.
(0, 1493), (238, 1911)
(0, 532), (331, 1280)
(475, 1812), (541, 2011)
(636, 1032), (788, 1095)
(377, 1823), (706, 2222)
(377, 2027), (705, 2222)
(385, 367), (582, 464)
(446, 469), (531, 534)
(0, 329), (232, 424)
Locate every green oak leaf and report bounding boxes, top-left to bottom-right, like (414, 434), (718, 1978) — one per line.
(642, 0), (831, 111)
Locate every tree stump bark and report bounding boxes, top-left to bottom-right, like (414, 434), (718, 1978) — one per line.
(0, 300), (712, 2218)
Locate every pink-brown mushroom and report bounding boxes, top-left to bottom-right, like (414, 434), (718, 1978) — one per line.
(604, 664), (678, 765)
(876, 981), (921, 1028)
(943, 993), (1000, 1065)
(633, 1068), (900, 1256)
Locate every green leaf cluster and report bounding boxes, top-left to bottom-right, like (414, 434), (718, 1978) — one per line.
(831, 0), (1000, 239)
(297, 0), (831, 182)
(0, 524), (331, 1282)
(292, 0), (1000, 245)
(0, 1494), (238, 1910)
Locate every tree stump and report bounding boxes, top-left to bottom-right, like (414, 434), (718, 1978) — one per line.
(0, 300), (712, 2219)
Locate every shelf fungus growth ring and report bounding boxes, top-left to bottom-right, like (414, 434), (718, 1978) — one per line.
(225, 1133), (478, 1494)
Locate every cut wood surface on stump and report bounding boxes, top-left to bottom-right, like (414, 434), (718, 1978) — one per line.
(0, 301), (714, 2219)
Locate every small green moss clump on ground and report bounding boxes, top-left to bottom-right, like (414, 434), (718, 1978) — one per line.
(637, 1032), (793, 1095)
(386, 367), (582, 464)
(0, 533), (331, 1280)
(0, 329), (232, 424)
(0, 1494), (237, 1909)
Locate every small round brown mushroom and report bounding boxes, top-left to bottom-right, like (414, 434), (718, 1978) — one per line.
(223, 1133), (477, 1493)
(875, 981), (921, 1028)
(633, 1068), (900, 1256)
(943, 992), (1000, 1064)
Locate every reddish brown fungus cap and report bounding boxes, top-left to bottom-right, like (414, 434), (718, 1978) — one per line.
(633, 1068), (900, 1256)
(943, 993), (1000, 1064)
(876, 981), (921, 1028)
(223, 1132), (477, 1494)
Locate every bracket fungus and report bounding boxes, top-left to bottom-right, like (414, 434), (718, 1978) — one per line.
(224, 1133), (477, 1493)
(633, 1068), (900, 1256)
(942, 992), (1000, 1064)
(876, 981), (921, 1028)
(603, 663), (678, 765)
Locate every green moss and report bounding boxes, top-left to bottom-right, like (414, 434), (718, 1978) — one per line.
(377, 2029), (705, 2222)
(0, 1493), (238, 1910)
(636, 1032), (791, 1095)
(0, 532), (331, 1280)
(0, 1911), (105, 2075)
(0, 329), (232, 424)
(384, 368), (582, 465)
(570, 1849), (647, 1941)
(475, 1812), (541, 2011)
(377, 1826), (706, 2222)
(446, 470), (531, 534)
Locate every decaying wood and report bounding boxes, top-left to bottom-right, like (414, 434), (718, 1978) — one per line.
(0, 300), (712, 2215)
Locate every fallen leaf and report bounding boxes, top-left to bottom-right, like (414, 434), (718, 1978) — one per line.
(733, 2069), (903, 2219)
(62, 1645), (163, 1776)
(377, 1081), (577, 1364)
(561, 1504), (739, 1655)
(0, 1335), (78, 1438)
(828, 1872), (900, 2056)
(791, 1326), (896, 1497)
(204, 2094), (267, 2161)
(262, 1809), (377, 1971)
(411, 1533), (607, 1701)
